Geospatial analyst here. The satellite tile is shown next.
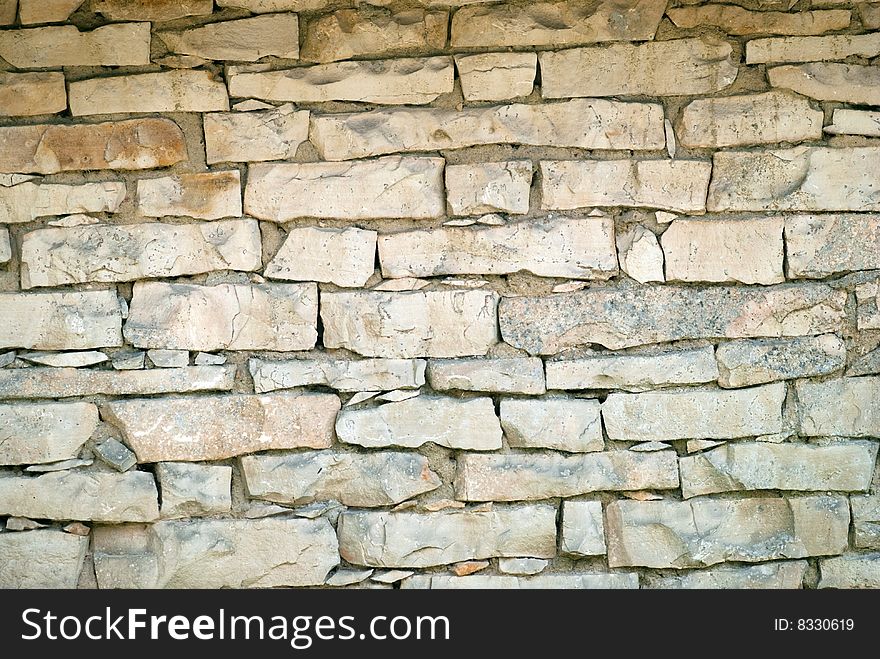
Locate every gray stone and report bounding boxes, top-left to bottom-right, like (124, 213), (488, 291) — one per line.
(561, 500), (606, 557)
(647, 562), (808, 589)
(5, 517), (46, 531)
(500, 398), (603, 453)
(497, 558), (548, 576)
(204, 105), (309, 164)
(0, 402), (97, 465)
(112, 351), (145, 369)
(0, 227), (9, 263)
(156, 462), (232, 518)
(0, 181), (125, 224)
(797, 377), (880, 437)
(819, 554), (880, 589)
(786, 214), (880, 278)
(427, 358), (545, 394)
(195, 353), (226, 366)
(852, 495), (880, 550)
(147, 349), (189, 369)
(250, 358), (425, 393)
(326, 569), (373, 587)
(26, 458), (92, 473)
(858, 278), (880, 330)
(0, 530), (88, 588)
(716, 335), (846, 388)
(20, 351), (107, 368)
(402, 573), (639, 589)
(94, 438), (137, 472)
(265, 226), (377, 288)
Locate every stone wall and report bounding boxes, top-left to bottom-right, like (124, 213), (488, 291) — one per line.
(1, 0), (879, 590)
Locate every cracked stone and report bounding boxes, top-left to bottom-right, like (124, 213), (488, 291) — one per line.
(0, 401), (97, 465)
(500, 398), (603, 453)
(250, 357), (425, 393)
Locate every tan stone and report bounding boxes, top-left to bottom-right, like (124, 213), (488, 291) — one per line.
(0, 530), (88, 589)
(93, 0), (213, 21)
(717, 335), (846, 388)
(0, 24), (150, 68)
(310, 100), (665, 161)
(540, 159), (712, 214)
(746, 33), (880, 64)
(136, 171), (242, 220)
(250, 358), (425, 393)
(667, 6), (850, 35)
(125, 281), (317, 351)
(427, 358), (545, 394)
(245, 157), (445, 221)
(19, 0), (83, 23)
(21, 220), (261, 288)
(852, 495), (880, 549)
(217, 0), (322, 10)
(819, 554), (880, 589)
(69, 70), (229, 116)
(561, 501), (606, 557)
(0, 119), (187, 175)
(105, 393), (340, 462)
(860, 2), (880, 28)
(228, 57), (454, 105)
(617, 225), (664, 284)
(826, 109), (880, 137)
(205, 105), (309, 164)
(0, 72), (67, 117)
(540, 38), (738, 98)
(265, 226), (377, 288)
(321, 290), (499, 358)
(0, 0), (15, 24)
(156, 462), (232, 518)
(797, 377), (880, 437)
(445, 161), (532, 216)
(0, 181), (125, 223)
(0, 402), (97, 465)
(159, 14), (299, 62)
(647, 562), (808, 589)
(500, 398), (603, 453)
(454, 52), (536, 101)
(769, 63), (880, 106)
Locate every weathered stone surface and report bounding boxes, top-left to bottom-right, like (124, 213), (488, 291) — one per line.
(617, 225), (664, 284)
(0, 471), (159, 522)
(819, 554), (880, 589)
(607, 496), (850, 568)
(69, 70), (229, 116)
(0, 119), (187, 174)
(156, 462), (232, 518)
(0, 0), (14, 24)
(547, 347), (718, 392)
(497, 557), (547, 575)
(0, 181), (125, 223)
(310, 100), (664, 161)
(746, 33), (880, 64)
(0, 72), (67, 117)
(217, 0), (317, 11)
(105, 393), (340, 462)
(826, 109), (880, 137)
(0, 530), (88, 589)
(0, 290), (122, 351)
(661, 217), (785, 285)
(852, 495), (880, 550)
(451, 0), (666, 48)
(159, 14), (299, 62)
(501, 283), (844, 353)
(93, 518), (338, 588)
(245, 157), (445, 221)
(769, 63), (880, 106)
(797, 377), (880, 437)
(21, 350), (107, 368)
(786, 214), (880, 278)
(0, 227), (10, 263)
(541, 160), (711, 214)
(500, 398), (603, 453)
(137, 171), (242, 220)
(125, 282), (317, 351)
(717, 335), (845, 388)
(561, 500), (606, 557)
(93, 0), (213, 21)
(677, 91), (822, 148)
(860, 2), (880, 29)
(338, 505), (557, 567)
(0, 365), (235, 399)
(322, 290), (499, 358)
(250, 358), (425, 393)
(647, 562), (808, 589)
(669, 6), (850, 34)
(455, 450), (679, 501)
(336, 396), (501, 450)
(446, 161), (533, 216)
(265, 227), (376, 288)
(18, 0), (83, 24)
(379, 217), (616, 280)
(241, 451), (441, 507)
(603, 383), (785, 442)
(858, 279), (880, 330)
(455, 52), (536, 101)
(205, 105), (309, 164)
(0, 402), (97, 465)
(229, 57), (453, 105)
(301, 8), (447, 63)
(403, 573), (638, 589)
(539, 38), (738, 98)
(95, 438), (136, 472)
(147, 349), (188, 369)
(21, 220), (260, 288)
(0, 23), (150, 69)
(427, 358), (545, 394)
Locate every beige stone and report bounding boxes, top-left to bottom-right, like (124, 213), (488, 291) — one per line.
(205, 105), (309, 164)
(541, 160), (712, 214)
(852, 495), (880, 549)
(0, 119), (187, 174)
(21, 220), (261, 288)
(667, 6), (850, 35)
(0, 23), (150, 69)
(265, 227), (377, 288)
(93, 0), (213, 21)
(159, 14), (299, 62)
(217, 0), (320, 10)
(857, 279), (880, 330)
(0, 0), (15, 24)
(717, 335), (846, 388)
(321, 290), (499, 358)
(250, 358), (425, 393)
(454, 52), (536, 101)
(455, 450), (679, 501)
(156, 463), (232, 519)
(0, 72), (66, 117)
(769, 63), (880, 106)
(500, 398), (603, 453)
(427, 358), (545, 394)
(402, 573), (638, 589)
(0, 228), (9, 264)
(617, 225), (664, 283)
(825, 109), (880, 137)
(19, 0), (82, 23)
(561, 500), (606, 557)
(0, 181), (125, 224)
(446, 161), (533, 216)
(136, 171), (242, 220)
(797, 377), (880, 437)
(861, 2), (880, 28)
(0, 402), (97, 465)
(786, 214), (880, 277)
(647, 562), (808, 589)
(379, 217), (616, 280)
(451, 0), (666, 48)
(540, 38), (738, 98)
(819, 554), (880, 589)
(336, 396), (501, 450)
(106, 393), (340, 462)
(746, 33), (880, 64)
(229, 57), (454, 105)
(0, 530), (88, 589)
(245, 157), (445, 221)
(126, 282), (316, 351)
(310, 100), (665, 161)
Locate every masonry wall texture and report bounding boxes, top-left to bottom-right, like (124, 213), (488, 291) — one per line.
(1, 0), (880, 590)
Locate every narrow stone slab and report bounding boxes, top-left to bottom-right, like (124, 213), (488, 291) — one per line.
(204, 105), (309, 164)
(21, 219), (260, 288)
(746, 33), (880, 64)
(0, 227), (9, 263)
(0, 402), (97, 465)
(717, 335), (846, 388)
(322, 290), (499, 358)
(21, 350), (110, 368)
(456, 450), (679, 501)
(93, 0), (213, 21)
(819, 554), (880, 589)
(647, 562), (808, 589)
(0, 181), (125, 224)
(0, 471), (159, 522)
(561, 500), (606, 557)
(337, 505), (557, 568)
(378, 217), (617, 280)
(218, 0), (324, 11)
(500, 283), (844, 353)
(19, 0), (84, 24)
(125, 282), (317, 351)
(0, 72), (67, 117)
(156, 463), (232, 518)
(602, 383), (786, 442)
(250, 358), (425, 393)
(455, 52), (536, 101)
(446, 161), (533, 216)
(786, 214), (880, 278)
(500, 398), (603, 453)
(336, 396), (501, 450)
(265, 226), (376, 288)
(668, 6), (850, 35)
(770, 62), (880, 106)
(159, 14), (299, 62)
(106, 393), (340, 462)
(403, 573), (638, 589)
(825, 109), (880, 137)
(0, 530), (88, 589)
(310, 100), (665, 160)
(0, 23), (150, 69)
(607, 496), (850, 568)
(0, 119), (187, 174)
(540, 160), (711, 214)
(241, 451), (441, 507)
(427, 358), (545, 394)
(245, 157), (445, 221)
(136, 171), (242, 220)
(797, 377), (880, 437)
(228, 57), (454, 105)
(852, 495), (880, 549)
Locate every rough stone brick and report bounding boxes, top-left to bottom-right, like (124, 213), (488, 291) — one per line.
(0, 23), (150, 68)
(716, 335), (846, 388)
(158, 14), (299, 61)
(265, 226), (376, 288)
(0, 402), (97, 465)
(250, 358), (425, 393)
(204, 105), (309, 164)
